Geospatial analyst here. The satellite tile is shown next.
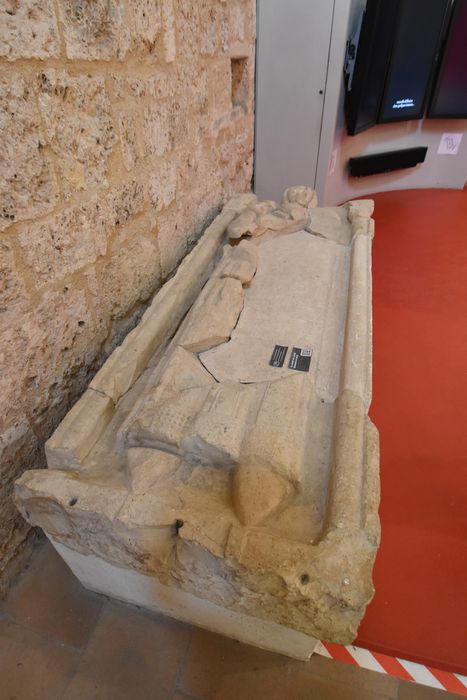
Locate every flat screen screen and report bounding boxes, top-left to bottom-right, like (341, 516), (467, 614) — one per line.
(429, 0), (467, 118)
(345, 0), (399, 135)
(378, 0), (450, 122)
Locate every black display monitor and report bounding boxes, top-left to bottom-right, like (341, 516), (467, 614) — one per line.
(428, 0), (467, 118)
(345, 0), (454, 135)
(344, 0), (399, 135)
(378, 0), (451, 123)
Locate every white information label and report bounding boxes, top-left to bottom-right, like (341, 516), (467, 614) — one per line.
(438, 133), (463, 155)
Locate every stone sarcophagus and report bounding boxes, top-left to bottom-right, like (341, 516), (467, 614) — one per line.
(15, 189), (380, 660)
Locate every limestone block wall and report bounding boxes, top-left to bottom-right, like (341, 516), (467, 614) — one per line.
(0, 0), (255, 592)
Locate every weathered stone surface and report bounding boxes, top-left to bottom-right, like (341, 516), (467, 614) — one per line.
(15, 192), (378, 650)
(306, 206), (353, 245)
(198, 0), (221, 56)
(218, 192), (257, 215)
(46, 389), (114, 470)
(124, 347), (217, 452)
(256, 211), (306, 235)
(158, 198), (203, 280)
(226, 188), (317, 241)
(347, 199), (375, 221)
(241, 375), (312, 484)
(232, 462), (292, 526)
(149, 159), (177, 212)
(0, 420), (41, 594)
(37, 70), (116, 198)
(118, 111), (140, 171)
(126, 448), (181, 494)
(227, 0), (248, 45)
(15, 469), (128, 555)
(125, 371), (312, 483)
(340, 233), (373, 408)
(190, 66), (209, 116)
(143, 103), (172, 158)
(177, 277), (244, 353)
(104, 180), (146, 228)
(15, 180), (145, 291)
(251, 200), (276, 216)
(345, 201), (376, 245)
(90, 198), (249, 403)
(0, 0), (60, 60)
(168, 95), (191, 144)
(128, 0), (161, 54)
(201, 230), (349, 400)
(155, 207), (187, 280)
(98, 224), (160, 320)
(57, 0), (130, 60)
(0, 286), (99, 428)
(350, 214), (375, 240)
(128, 385), (213, 452)
(180, 382), (259, 467)
(227, 207), (258, 238)
(282, 185), (318, 210)
(161, 0), (176, 62)
(0, 74), (58, 232)
(215, 239), (258, 284)
(17, 200), (108, 289)
(118, 73), (169, 101)
(210, 58), (233, 120)
(174, 0), (198, 62)
(2, 0), (256, 591)
(0, 237), (28, 315)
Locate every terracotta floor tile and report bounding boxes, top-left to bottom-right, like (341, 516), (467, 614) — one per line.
(2, 543), (464, 700)
(179, 627), (289, 700)
(1, 540), (103, 649)
(288, 654), (399, 699)
(287, 666), (396, 700)
(62, 600), (190, 700)
(0, 617), (79, 700)
(398, 680), (465, 700)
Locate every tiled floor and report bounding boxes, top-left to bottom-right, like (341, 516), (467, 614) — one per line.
(0, 541), (463, 700)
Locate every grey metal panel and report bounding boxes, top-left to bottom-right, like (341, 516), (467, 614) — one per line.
(254, 0), (334, 202)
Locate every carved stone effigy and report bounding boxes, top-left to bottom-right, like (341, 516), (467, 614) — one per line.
(14, 188), (380, 660)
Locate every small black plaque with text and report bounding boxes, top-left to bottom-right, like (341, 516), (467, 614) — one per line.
(288, 347), (312, 372)
(269, 345), (288, 368)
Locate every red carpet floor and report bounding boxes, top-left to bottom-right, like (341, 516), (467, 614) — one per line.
(354, 188), (467, 675)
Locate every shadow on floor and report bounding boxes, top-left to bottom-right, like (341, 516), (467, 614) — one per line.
(0, 541), (463, 699)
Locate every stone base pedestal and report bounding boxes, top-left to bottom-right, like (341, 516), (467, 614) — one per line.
(49, 537), (318, 660)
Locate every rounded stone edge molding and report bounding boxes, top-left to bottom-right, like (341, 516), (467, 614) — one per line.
(44, 193), (257, 472)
